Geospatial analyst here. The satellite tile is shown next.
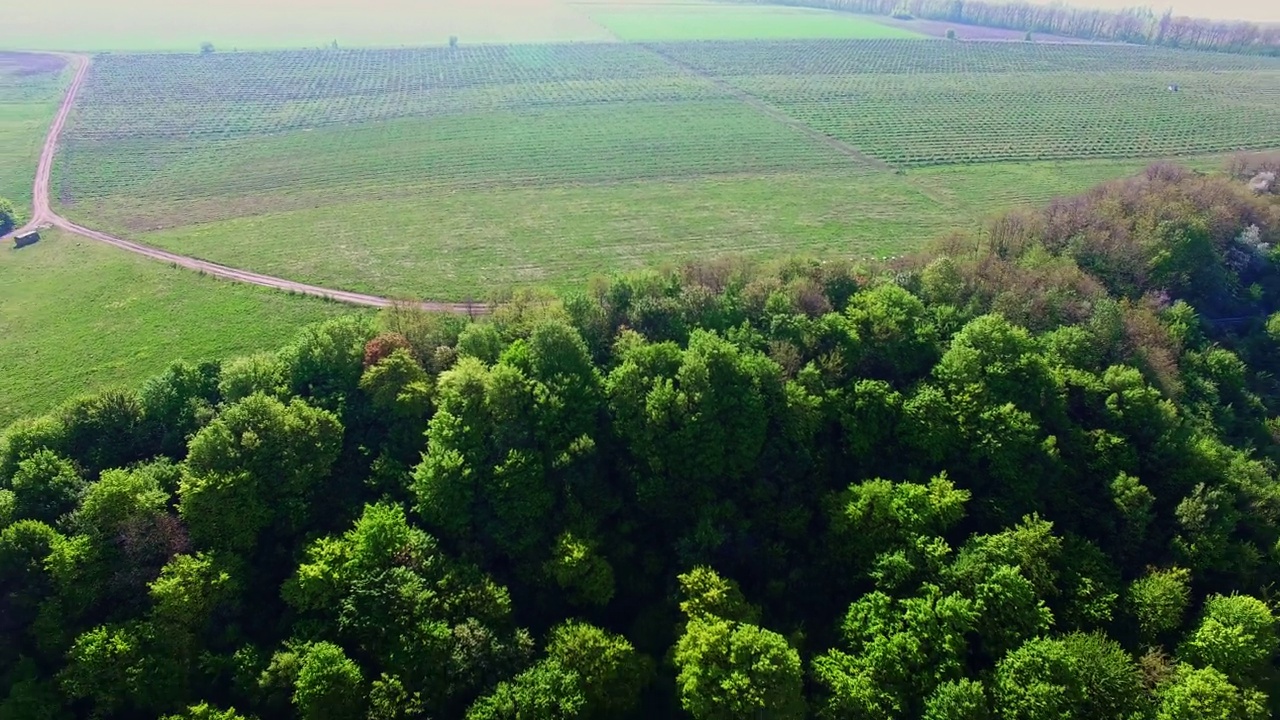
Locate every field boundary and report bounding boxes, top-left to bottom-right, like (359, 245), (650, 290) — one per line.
(5, 52), (487, 315)
(641, 43), (892, 171)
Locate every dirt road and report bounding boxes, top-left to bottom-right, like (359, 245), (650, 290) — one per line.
(8, 53), (487, 315)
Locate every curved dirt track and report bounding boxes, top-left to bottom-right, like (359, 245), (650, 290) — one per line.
(11, 53), (486, 315)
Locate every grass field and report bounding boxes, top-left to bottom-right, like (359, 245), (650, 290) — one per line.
(0, 229), (356, 426)
(108, 157), (1221, 300)
(0, 53), (68, 218)
(587, 4), (926, 40)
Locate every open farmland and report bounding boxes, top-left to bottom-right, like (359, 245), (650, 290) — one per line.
(52, 39), (1280, 299)
(658, 40), (1280, 165)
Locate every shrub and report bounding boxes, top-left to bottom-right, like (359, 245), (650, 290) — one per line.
(0, 196), (17, 236)
(946, 28), (958, 40)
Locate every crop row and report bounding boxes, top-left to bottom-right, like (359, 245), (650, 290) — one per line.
(69, 76), (732, 141)
(57, 101), (860, 208)
(82, 44), (680, 102)
(732, 70), (1275, 103)
(744, 70), (1280, 165)
(653, 38), (1280, 77)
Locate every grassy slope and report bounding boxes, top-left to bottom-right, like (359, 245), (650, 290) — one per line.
(129, 157), (1229, 301)
(589, 5), (927, 40)
(0, 230), (355, 427)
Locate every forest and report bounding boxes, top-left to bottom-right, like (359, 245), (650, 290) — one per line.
(744, 0), (1280, 54)
(4, 160), (1280, 719)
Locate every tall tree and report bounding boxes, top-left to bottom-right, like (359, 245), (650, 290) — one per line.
(545, 621), (651, 720)
(7, 450), (83, 525)
(1178, 594), (1277, 687)
(992, 633), (1143, 720)
(284, 503), (529, 715)
(178, 394), (342, 554)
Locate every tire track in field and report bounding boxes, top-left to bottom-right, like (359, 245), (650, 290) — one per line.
(6, 52), (489, 316)
(640, 43), (893, 172)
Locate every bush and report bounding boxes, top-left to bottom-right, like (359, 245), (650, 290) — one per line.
(0, 196), (17, 236)
(200, 42), (215, 54)
(946, 28), (958, 40)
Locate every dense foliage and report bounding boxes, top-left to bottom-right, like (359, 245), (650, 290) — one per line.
(4, 166), (1280, 718)
(0, 196), (17, 237)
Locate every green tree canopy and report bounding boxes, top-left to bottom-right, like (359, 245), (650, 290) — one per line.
(545, 621), (650, 720)
(178, 393), (342, 553)
(992, 633), (1143, 720)
(1127, 566), (1191, 645)
(7, 450), (84, 525)
(1178, 594), (1277, 686)
(293, 642), (365, 720)
(1153, 663), (1268, 720)
(673, 617), (805, 720)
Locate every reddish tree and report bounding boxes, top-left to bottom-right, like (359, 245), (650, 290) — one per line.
(363, 332), (414, 368)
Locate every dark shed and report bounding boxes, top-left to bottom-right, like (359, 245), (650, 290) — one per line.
(14, 231), (40, 249)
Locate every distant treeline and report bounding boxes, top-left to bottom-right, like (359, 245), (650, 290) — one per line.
(737, 0), (1280, 55)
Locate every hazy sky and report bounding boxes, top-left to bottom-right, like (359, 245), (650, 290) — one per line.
(1022, 0), (1277, 23)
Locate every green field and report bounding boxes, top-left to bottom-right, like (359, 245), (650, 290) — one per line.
(114, 158), (1219, 299)
(659, 40), (1280, 165)
(587, 4), (926, 40)
(51, 40), (1280, 300)
(0, 229), (356, 426)
(0, 54), (68, 217)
